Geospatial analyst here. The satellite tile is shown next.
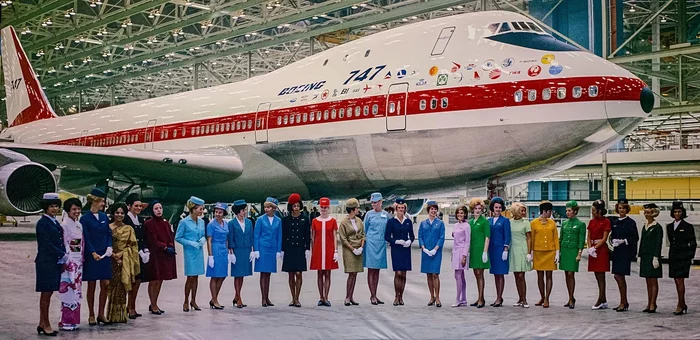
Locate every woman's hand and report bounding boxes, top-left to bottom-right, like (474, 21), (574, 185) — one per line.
(92, 252), (101, 261)
(575, 253), (582, 262)
(461, 256), (467, 267)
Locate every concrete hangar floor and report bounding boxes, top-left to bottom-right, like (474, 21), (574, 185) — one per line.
(2, 240), (698, 339)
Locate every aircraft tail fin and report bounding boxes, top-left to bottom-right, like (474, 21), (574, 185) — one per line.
(1, 26), (57, 127)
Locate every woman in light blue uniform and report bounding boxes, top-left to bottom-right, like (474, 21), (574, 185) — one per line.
(175, 196), (206, 312)
(253, 197), (282, 307)
(363, 192), (389, 305)
(228, 200), (254, 308)
(488, 197), (511, 307)
(419, 201), (445, 307)
(206, 202), (231, 309)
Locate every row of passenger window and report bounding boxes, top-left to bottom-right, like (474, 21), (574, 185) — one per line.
(189, 120), (253, 137)
(514, 85), (599, 103)
(276, 104), (380, 126)
(91, 134), (139, 147)
(418, 97), (449, 111)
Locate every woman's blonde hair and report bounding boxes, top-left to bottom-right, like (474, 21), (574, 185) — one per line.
(509, 202), (525, 218)
(644, 207), (660, 218)
(86, 194), (104, 207)
(468, 197), (485, 210)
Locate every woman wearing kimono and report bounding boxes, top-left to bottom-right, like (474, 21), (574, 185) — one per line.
(419, 201), (445, 307)
(106, 203), (140, 323)
(35, 193), (64, 336)
(610, 199), (639, 312)
(310, 197), (339, 306)
(364, 192), (389, 305)
(468, 198), (490, 308)
(530, 201), (559, 308)
(587, 200), (611, 310)
(339, 198), (365, 306)
(281, 193), (310, 308)
(639, 203), (662, 313)
(58, 198), (84, 331)
(80, 188), (112, 326)
(488, 197), (511, 307)
(559, 200), (586, 309)
(145, 200), (176, 315)
(253, 197), (283, 307)
(451, 205), (470, 307)
(175, 196), (206, 312)
(385, 198), (414, 306)
(206, 203), (232, 309)
(509, 202), (531, 308)
(667, 201), (697, 315)
(228, 200), (254, 308)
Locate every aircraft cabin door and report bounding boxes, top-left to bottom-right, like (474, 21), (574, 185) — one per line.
(79, 130), (89, 146)
(144, 119), (157, 149)
(255, 102), (271, 143)
(386, 83), (409, 131)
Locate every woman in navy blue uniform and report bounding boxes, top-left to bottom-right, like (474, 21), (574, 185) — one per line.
(384, 198), (414, 306)
(35, 193), (65, 336)
(610, 199), (639, 312)
(488, 197), (511, 307)
(80, 188), (113, 326)
(281, 194), (310, 307)
(667, 201), (697, 315)
(228, 200), (254, 308)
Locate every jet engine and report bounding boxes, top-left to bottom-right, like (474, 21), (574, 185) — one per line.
(0, 150), (57, 216)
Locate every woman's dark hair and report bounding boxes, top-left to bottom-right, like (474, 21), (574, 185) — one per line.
(110, 202), (128, 217)
(232, 204), (247, 216)
(63, 197), (82, 213)
(592, 200), (607, 216)
(454, 205), (469, 222)
(346, 206), (358, 214)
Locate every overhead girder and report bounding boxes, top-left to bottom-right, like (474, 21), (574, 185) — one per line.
(1, 0), (74, 28)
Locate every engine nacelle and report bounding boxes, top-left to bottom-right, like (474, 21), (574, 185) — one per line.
(0, 150), (57, 215)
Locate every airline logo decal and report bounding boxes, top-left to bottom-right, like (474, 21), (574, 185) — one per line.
(453, 72), (464, 83)
(362, 84), (372, 93)
(549, 64), (563, 75)
(528, 65), (542, 77)
(482, 59), (495, 70)
(384, 71), (392, 79)
(397, 69), (407, 79)
(429, 66), (439, 76)
(508, 71), (521, 75)
(489, 69), (502, 80)
(437, 73), (448, 86)
(465, 63), (476, 70)
(341, 88), (349, 95)
(451, 62), (461, 73)
(541, 54), (555, 64)
(416, 78), (427, 86)
(502, 58), (514, 68)
(473, 71), (481, 80)
(321, 90), (329, 100)
(278, 81), (326, 96)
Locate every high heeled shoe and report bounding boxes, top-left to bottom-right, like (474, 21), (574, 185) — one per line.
(149, 305), (162, 315)
(350, 300), (359, 305)
(673, 305), (688, 315)
(427, 299), (436, 306)
(36, 326), (58, 336)
(615, 303), (629, 312)
(209, 301), (224, 310)
(96, 316), (112, 325)
(183, 303), (190, 312)
(190, 302), (201, 311)
(88, 316), (97, 326)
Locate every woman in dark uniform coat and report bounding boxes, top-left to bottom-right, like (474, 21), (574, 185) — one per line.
(281, 193), (310, 307)
(35, 193), (65, 336)
(667, 201), (697, 315)
(80, 188), (113, 326)
(639, 203), (662, 313)
(609, 199), (638, 312)
(124, 193), (148, 319)
(145, 200), (177, 315)
(384, 198), (414, 306)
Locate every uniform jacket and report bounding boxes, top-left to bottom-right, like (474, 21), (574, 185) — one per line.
(639, 221), (663, 258)
(385, 216), (415, 245)
(281, 214), (310, 251)
(125, 213), (148, 251)
(560, 217), (586, 249)
(80, 211), (112, 255)
(418, 217), (445, 250)
(666, 220), (697, 261)
(488, 216), (511, 250)
(228, 218), (254, 249)
(35, 215), (66, 264)
(531, 218), (560, 251)
(339, 216), (365, 249)
(610, 216), (639, 261)
(254, 215), (282, 253)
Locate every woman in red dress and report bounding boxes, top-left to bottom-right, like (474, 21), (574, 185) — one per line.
(586, 200), (611, 310)
(144, 200), (177, 315)
(310, 197), (339, 306)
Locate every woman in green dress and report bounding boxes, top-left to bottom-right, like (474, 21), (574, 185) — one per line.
(468, 198), (490, 308)
(639, 203), (662, 313)
(508, 202), (531, 308)
(559, 200), (586, 309)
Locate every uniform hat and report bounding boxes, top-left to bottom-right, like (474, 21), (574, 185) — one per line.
(125, 193), (141, 206)
(395, 198), (405, 205)
(265, 197), (279, 206)
(670, 200), (687, 219)
(370, 192), (383, 202)
(426, 200), (437, 206)
(643, 203), (658, 209)
(489, 197), (505, 212)
(43, 193), (59, 200)
(565, 200), (578, 208)
(90, 187), (106, 198)
(346, 198), (359, 209)
(288, 193), (301, 206)
(41, 192), (62, 211)
(233, 199), (247, 207)
(319, 197), (331, 207)
(188, 196), (205, 205)
(214, 202), (228, 215)
(617, 199), (629, 205)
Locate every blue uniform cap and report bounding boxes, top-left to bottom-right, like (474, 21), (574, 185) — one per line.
(395, 198), (405, 204)
(233, 199), (247, 207)
(214, 202), (227, 211)
(90, 187), (106, 198)
(489, 197), (505, 211)
(370, 192), (383, 202)
(265, 197), (279, 206)
(43, 193), (59, 200)
(426, 200), (437, 206)
(188, 196), (205, 205)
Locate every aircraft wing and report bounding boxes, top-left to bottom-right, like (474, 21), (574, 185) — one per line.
(0, 143), (243, 187)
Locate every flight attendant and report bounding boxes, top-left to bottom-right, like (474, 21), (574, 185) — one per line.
(419, 201), (445, 307)
(106, 202), (140, 324)
(282, 193), (310, 308)
(253, 197), (283, 307)
(468, 198), (490, 308)
(587, 199), (611, 310)
(35, 193), (64, 336)
(639, 203), (662, 313)
(124, 193), (148, 319)
(610, 199), (639, 312)
(339, 198), (365, 306)
(488, 197), (511, 307)
(206, 203), (231, 310)
(58, 198), (84, 331)
(364, 192), (389, 305)
(667, 201), (697, 315)
(175, 196), (206, 312)
(559, 200), (586, 309)
(228, 200), (254, 308)
(451, 205), (470, 307)
(81, 188), (112, 326)
(384, 198), (414, 306)
(310, 197), (339, 306)
(530, 201), (559, 308)
(508, 202), (531, 308)
(144, 200), (177, 315)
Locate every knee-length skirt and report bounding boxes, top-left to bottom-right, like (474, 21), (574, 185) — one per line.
(36, 261), (62, 292)
(533, 250), (556, 271)
(206, 241), (229, 278)
(488, 246), (509, 275)
(230, 247), (252, 277)
(421, 250), (442, 274)
(558, 247), (581, 272)
(82, 256), (112, 281)
(389, 245), (412, 272)
(668, 258), (691, 278)
(639, 255), (662, 278)
(254, 250), (278, 273)
(282, 247), (307, 272)
(342, 248), (363, 273)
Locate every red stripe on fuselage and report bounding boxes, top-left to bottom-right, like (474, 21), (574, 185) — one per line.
(48, 76), (645, 147)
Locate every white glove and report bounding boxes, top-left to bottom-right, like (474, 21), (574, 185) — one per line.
(403, 240), (412, 248)
(352, 248), (361, 256)
(555, 250), (560, 264)
(356, 247), (363, 255)
(104, 246), (113, 257)
(588, 247), (598, 258)
(276, 252), (283, 260)
(208, 256), (215, 268)
(228, 253), (236, 264)
(248, 252), (256, 262)
(142, 251), (150, 264)
(198, 237), (206, 247)
(611, 239), (621, 247)
(395, 239), (405, 246)
(652, 256), (659, 269)
(501, 250), (508, 261)
(526, 252), (533, 263)
(422, 248), (433, 257)
(305, 250), (310, 260)
(637, 257), (641, 265)
(333, 252), (339, 262)
(481, 252), (488, 263)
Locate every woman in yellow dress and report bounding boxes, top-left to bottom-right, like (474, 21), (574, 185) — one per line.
(106, 203), (140, 323)
(530, 201), (559, 308)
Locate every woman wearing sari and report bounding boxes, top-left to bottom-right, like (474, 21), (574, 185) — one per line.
(58, 198), (84, 331)
(106, 203), (140, 323)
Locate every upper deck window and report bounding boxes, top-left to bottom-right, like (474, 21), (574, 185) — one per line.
(526, 22), (543, 32)
(511, 22), (522, 31)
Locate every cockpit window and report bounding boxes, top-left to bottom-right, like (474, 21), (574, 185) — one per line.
(511, 22), (523, 31)
(498, 22), (511, 33)
(487, 23), (500, 34)
(527, 22), (543, 32)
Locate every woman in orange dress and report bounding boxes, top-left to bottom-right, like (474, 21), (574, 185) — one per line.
(310, 197), (339, 306)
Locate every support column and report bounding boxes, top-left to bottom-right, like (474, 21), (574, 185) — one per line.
(310, 36), (315, 55)
(651, 0), (661, 107)
(110, 85), (115, 106)
(78, 91), (82, 113)
(601, 0), (607, 58)
(601, 151), (609, 205)
(194, 63), (200, 90)
(247, 52), (252, 79)
(678, 0), (687, 102)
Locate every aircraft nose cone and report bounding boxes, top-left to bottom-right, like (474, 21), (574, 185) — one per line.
(640, 86), (654, 114)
